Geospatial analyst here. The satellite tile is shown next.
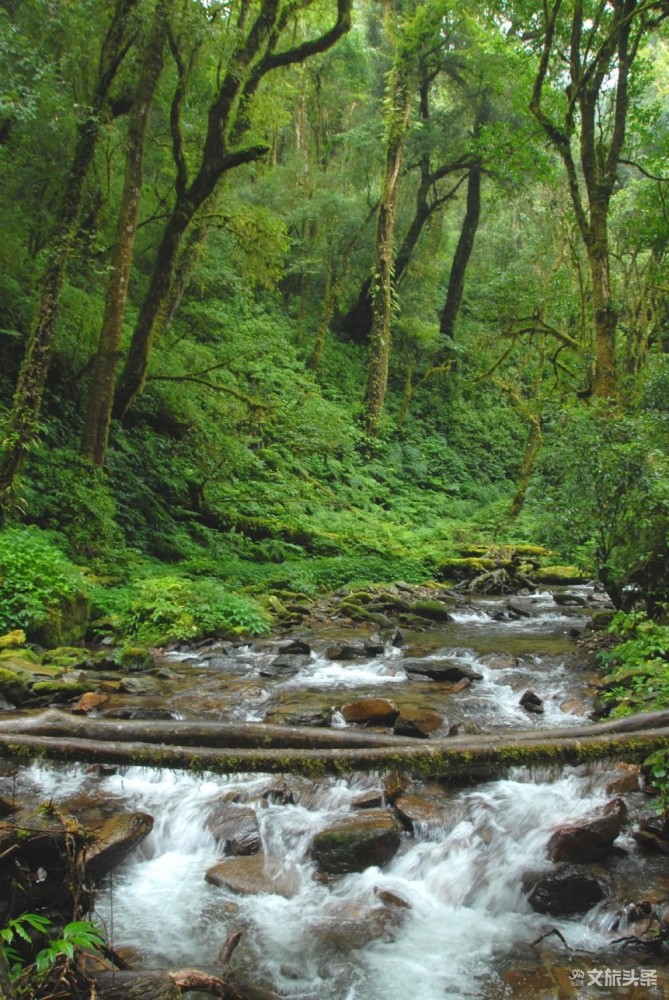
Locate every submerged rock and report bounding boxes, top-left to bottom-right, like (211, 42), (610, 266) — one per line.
(310, 809), (401, 875)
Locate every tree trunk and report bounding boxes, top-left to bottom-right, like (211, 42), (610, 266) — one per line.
(507, 414), (542, 520)
(588, 212), (617, 397)
(82, 4), (167, 466)
(113, 0), (353, 421)
(362, 43), (415, 436)
(0, 0), (138, 496)
(439, 160), (481, 344)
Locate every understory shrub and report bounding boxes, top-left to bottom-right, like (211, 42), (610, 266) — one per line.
(0, 527), (89, 635)
(94, 574), (271, 643)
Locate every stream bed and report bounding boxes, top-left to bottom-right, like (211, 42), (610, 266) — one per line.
(4, 589), (669, 998)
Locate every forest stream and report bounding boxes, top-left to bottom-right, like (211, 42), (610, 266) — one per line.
(3, 589), (669, 1000)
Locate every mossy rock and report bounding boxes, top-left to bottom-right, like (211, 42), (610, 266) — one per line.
(409, 600), (454, 622)
(340, 601), (372, 621)
(31, 679), (90, 701)
(0, 630), (26, 648)
(118, 647), (155, 673)
(0, 667), (31, 705)
(533, 565), (589, 584)
(31, 594), (90, 647)
(42, 647), (89, 671)
(435, 557), (501, 580)
(0, 647), (41, 665)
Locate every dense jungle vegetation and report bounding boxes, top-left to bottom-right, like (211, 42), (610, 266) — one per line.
(0, 0), (668, 653)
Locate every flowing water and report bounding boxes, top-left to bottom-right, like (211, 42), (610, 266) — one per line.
(6, 591), (669, 998)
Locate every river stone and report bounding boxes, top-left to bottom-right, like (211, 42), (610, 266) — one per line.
(393, 709), (443, 738)
(478, 653), (518, 670)
(383, 771), (412, 803)
(520, 690), (544, 714)
(260, 653), (311, 678)
(310, 809), (401, 875)
(351, 789), (384, 810)
(632, 813), (669, 854)
(83, 811), (155, 879)
(205, 856), (300, 898)
(393, 794), (445, 833)
(72, 691), (109, 714)
(546, 798), (627, 863)
(604, 764), (641, 795)
(524, 865), (609, 915)
(205, 804), (261, 855)
(118, 675), (161, 695)
(340, 698), (399, 726)
(324, 642), (369, 660)
(402, 658), (482, 682)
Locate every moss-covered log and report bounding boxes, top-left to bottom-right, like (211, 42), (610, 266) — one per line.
(0, 723), (668, 780)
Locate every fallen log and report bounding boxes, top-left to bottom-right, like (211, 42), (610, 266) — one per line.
(0, 709), (416, 749)
(0, 727), (668, 780)
(94, 967), (280, 1000)
(1, 707), (669, 748)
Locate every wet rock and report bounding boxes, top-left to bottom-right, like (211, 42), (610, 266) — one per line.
(393, 794), (445, 834)
(633, 813), (669, 854)
(351, 789), (384, 810)
(520, 690), (544, 714)
(264, 706), (330, 727)
(103, 706), (177, 720)
(324, 642), (369, 661)
(374, 887), (411, 909)
(553, 593), (588, 606)
(118, 675), (161, 695)
(408, 600), (453, 622)
(524, 865), (609, 915)
(83, 812), (154, 880)
(605, 764), (641, 795)
(478, 653), (518, 670)
(390, 628), (405, 647)
(205, 804), (261, 856)
(393, 709), (443, 738)
(0, 796), (13, 818)
(402, 658), (482, 683)
(71, 691), (109, 714)
(205, 856), (299, 898)
(118, 647), (155, 673)
(310, 809), (401, 875)
(546, 798), (627, 863)
(586, 610), (617, 631)
(340, 698), (399, 727)
(0, 667), (30, 705)
(383, 771), (412, 803)
(259, 653), (311, 678)
(364, 639), (385, 657)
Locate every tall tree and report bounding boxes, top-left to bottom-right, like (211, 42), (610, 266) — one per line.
(0, 0), (139, 495)
(529, 0), (669, 397)
(81, 0), (168, 467)
(112, 0), (353, 422)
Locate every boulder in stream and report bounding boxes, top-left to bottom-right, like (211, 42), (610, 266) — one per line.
(393, 709), (443, 738)
(524, 864), (609, 915)
(546, 798), (627, 863)
(393, 793), (446, 834)
(324, 641), (369, 661)
(205, 803), (261, 855)
(310, 809), (401, 875)
(519, 690), (544, 715)
(340, 698), (399, 726)
(205, 855), (300, 897)
(401, 658), (482, 683)
(260, 653), (311, 677)
(83, 811), (155, 879)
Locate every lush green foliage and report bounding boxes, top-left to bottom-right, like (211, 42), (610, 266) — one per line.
(1, 911), (104, 989)
(94, 574), (271, 644)
(599, 611), (669, 717)
(0, 527), (88, 635)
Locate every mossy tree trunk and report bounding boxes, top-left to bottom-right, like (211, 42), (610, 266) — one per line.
(113, 0), (353, 422)
(363, 21), (416, 437)
(81, 1), (168, 467)
(0, 0), (139, 497)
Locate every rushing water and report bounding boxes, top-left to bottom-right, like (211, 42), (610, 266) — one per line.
(6, 590), (668, 998)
